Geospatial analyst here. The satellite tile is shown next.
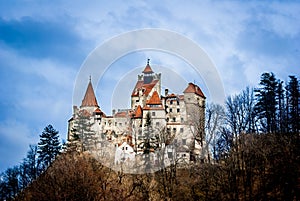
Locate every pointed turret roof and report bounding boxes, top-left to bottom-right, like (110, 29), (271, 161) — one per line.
(183, 83), (206, 98)
(81, 79), (99, 107)
(142, 59), (154, 73)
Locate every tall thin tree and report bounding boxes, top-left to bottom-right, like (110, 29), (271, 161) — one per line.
(37, 125), (61, 170)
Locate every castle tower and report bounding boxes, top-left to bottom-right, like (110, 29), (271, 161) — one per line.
(131, 59), (161, 109)
(143, 59), (154, 84)
(183, 83), (206, 152)
(68, 77), (105, 141)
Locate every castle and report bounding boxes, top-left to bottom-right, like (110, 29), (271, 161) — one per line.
(68, 60), (207, 167)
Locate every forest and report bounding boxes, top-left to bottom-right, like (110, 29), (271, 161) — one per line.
(0, 72), (299, 201)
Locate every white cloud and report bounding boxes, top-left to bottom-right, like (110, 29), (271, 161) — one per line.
(0, 119), (35, 171)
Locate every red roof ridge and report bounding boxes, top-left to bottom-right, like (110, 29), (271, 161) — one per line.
(134, 105), (143, 118)
(183, 83), (205, 98)
(146, 91), (162, 105)
(142, 59), (154, 73)
(131, 80), (158, 97)
(81, 80), (99, 107)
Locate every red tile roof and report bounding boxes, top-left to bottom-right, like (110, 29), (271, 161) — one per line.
(114, 111), (128, 118)
(81, 81), (99, 107)
(94, 107), (106, 116)
(143, 106), (164, 110)
(134, 105), (143, 118)
(94, 108), (102, 113)
(142, 64), (154, 73)
(146, 91), (162, 105)
(78, 109), (91, 117)
(131, 79), (158, 97)
(166, 93), (177, 98)
(183, 83), (206, 98)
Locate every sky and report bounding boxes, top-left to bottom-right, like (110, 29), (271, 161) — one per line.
(0, 0), (299, 172)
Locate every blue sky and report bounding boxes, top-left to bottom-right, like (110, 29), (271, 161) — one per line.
(0, 0), (299, 171)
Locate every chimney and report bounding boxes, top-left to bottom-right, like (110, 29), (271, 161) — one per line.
(112, 109), (116, 115)
(165, 89), (169, 96)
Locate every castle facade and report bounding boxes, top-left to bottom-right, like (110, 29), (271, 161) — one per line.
(68, 60), (207, 166)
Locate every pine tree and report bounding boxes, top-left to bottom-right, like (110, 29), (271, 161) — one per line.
(255, 72), (278, 133)
(37, 125), (61, 170)
(139, 112), (160, 171)
(71, 111), (97, 152)
(286, 75), (300, 133)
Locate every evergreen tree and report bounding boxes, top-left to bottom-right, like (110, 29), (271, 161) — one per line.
(139, 112), (160, 171)
(276, 80), (286, 133)
(255, 72), (278, 133)
(286, 75), (300, 133)
(71, 111), (97, 152)
(37, 125), (61, 170)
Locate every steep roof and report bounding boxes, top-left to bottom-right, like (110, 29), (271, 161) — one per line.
(143, 91), (164, 110)
(81, 80), (99, 107)
(183, 83), (206, 98)
(142, 64), (154, 73)
(134, 105), (143, 118)
(142, 59), (154, 73)
(131, 79), (158, 97)
(146, 91), (162, 105)
(94, 107), (106, 116)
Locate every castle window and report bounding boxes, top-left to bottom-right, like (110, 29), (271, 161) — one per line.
(177, 101), (179, 105)
(125, 147), (128, 150)
(136, 99), (139, 102)
(156, 122), (160, 126)
(170, 100), (173, 104)
(182, 139), (186, 145)
(180, 128), (184, 133)
(177, 108), (180, 113)
(173, 128), (176, 132)
(169, 108), (172, 112)
(181, 118), (184, 122)
(119, 123), (122, 126)
(115, 122), (117, 126)
(173, 117), (176, 122)
(152, 112), (155, 116)
(166, 118), (169, 122)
